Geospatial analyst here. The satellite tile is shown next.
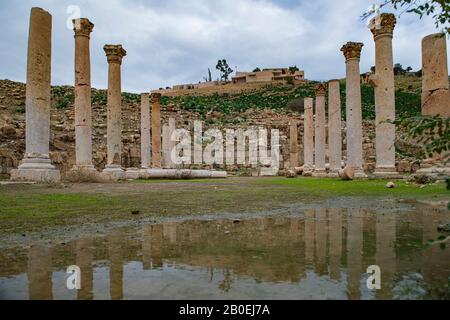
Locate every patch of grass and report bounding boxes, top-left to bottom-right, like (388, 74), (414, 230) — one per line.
(0, 177), (447, 234)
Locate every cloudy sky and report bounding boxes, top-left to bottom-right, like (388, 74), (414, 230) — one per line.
(0, 0), (448, 93)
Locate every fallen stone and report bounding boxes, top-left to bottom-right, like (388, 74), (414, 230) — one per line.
(386, 182), (395, 188)
(339, 166), (354, 180)
(286, 170), (297, 178)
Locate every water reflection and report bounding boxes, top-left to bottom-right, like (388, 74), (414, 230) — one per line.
(1, 208), (449, 300)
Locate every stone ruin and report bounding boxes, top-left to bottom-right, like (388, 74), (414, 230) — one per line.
(7, 8), (450, 183)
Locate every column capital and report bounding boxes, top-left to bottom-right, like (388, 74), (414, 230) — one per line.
(150, 92), (162, 102)
(369, 13), (396, 39)
(73, 18), (94, 38)
(104, 45), (127, 64)
(341, 42), (364, 61)
(315, 83), (326, 96)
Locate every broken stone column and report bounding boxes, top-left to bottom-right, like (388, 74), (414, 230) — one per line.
(370, 13), (399, 178)
(11, 8), (61, 183)
(140, 93), (151, 168)
(416, 33), (450, 176)
(341, 42), (367, 178)
(328, 80), (342, 177)
(313, 84), (327, 177)
(151, 93), (162, 168)
(289, 120), (298, 168)
(421, 33), (450, 117)
(303, 98), (314, 176)
(72, 18), (96, 174)
(102, 45), (126, 180)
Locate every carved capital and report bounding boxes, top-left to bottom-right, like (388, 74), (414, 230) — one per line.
(341, 42), (364, 61)
(150, 92), (162, 103)
(369, 13), (396, 39)
(315, 83), (326, 96)
(73, 18), (94, 38)
(104, 45), (127, 64)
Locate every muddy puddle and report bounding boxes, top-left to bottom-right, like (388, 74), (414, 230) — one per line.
(0, 206), (449, 300)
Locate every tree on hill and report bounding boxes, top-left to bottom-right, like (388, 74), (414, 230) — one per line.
(288, 66), (300, 74)
(362, 0), (450, 35)
(253, 67), (261, 72)
(216, 59), (233, 82)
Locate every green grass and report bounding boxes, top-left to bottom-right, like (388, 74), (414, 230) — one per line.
(0, 177), (447, 234)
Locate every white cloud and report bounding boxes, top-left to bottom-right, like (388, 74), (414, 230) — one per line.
(0, 0), (448, 92)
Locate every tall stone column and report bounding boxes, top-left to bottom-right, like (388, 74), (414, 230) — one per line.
(313, 84), (327, 177)
(102, 45), (126, 180)
(302, 98), (314, 176)
(370, 13), (399, 178)
(151, 93), (162, 168)
(140, 93), (151, 168)
(421, 33), (450, 117)
(168, 118), (176, 168)
(341, 42), (367, 178)
(289, 120), (298, 168)
(11, 8), (60, 183)
(328, 80), (342, 177)
(72, 18), (96, 173)
(417, 33), (450, 176)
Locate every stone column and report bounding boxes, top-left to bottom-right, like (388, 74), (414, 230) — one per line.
(72, 18), (96, 173)
(328, 80), (342, 177)
(162, 124), (170, 167)
(168, 118), (176, 168)
(417, 33), (450, 176)
(140, 93), (151, 168)
(102, 45), (126, 180)
(11, 8), (60, 183)
(421, 33), (450, 117)
(151, 93), (162, 168)
(341, 42), (367, 178)
(370, 13), (399, 178)
(313, 84), (327, 177)
(289, 120), (298, 168)
(302, 98), (314, 176)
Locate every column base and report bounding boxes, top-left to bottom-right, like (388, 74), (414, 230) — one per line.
(125, 168), (141, 180)
(67, 165), (103, 182)
(302, 164), (314, 177)
(101, 165), (125, 181)
(353, 167), (368, 179)
(373, 166), (402, 179)
(11, 157), (60, 183)
(328, 170), (340, 178)
(312, 169), (328, 178)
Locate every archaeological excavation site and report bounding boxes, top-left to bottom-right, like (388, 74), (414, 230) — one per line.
(0, 0), (449, 308)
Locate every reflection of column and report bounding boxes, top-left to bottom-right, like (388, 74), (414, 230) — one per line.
(370, 13), (399, 178)
(142, 225), (152, 270)
(303, 98), (314, 175)
(28, 244), (53, 300)
(341, 42), (367, 178)
(151, 225), (163, 268)
(329, 209), (342, 281)
(11, 8), (60, 183)
(109, 232), (123, 300)
(289, 121), (298, 168)
(163, 222), (177, 244)
(422, 210), (450, 294)
(313, 84), (327, 177)
(315, 209), (327, 275)
(304, 210), (315, 266)
(76, 238), (93, 300)
(347, 210), (363, 300)
(376, 214), (396, 300)
(328, 80), (342, 177)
